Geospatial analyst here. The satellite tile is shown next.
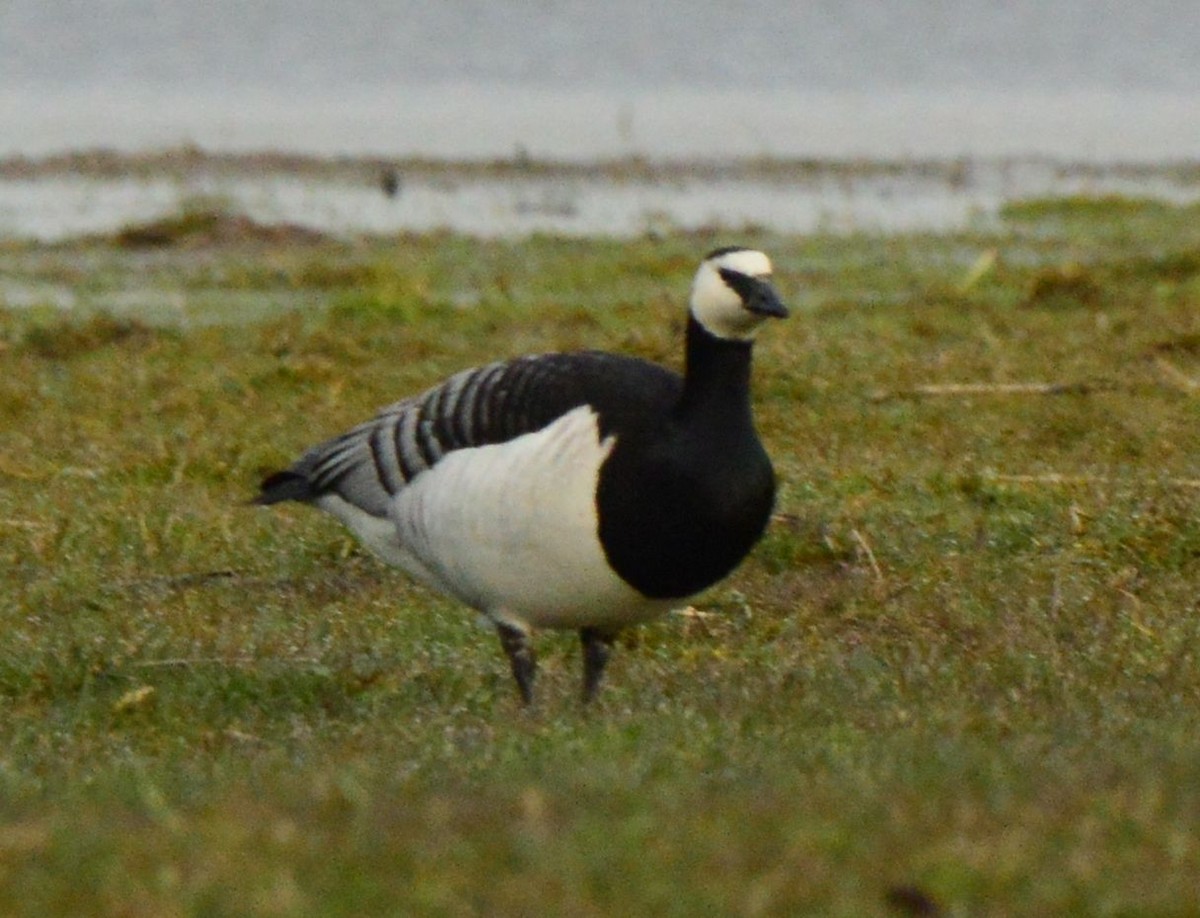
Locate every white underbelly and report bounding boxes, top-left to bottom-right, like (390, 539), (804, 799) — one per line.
(389, 406), (671, 630)
(312, 493), (446, 591)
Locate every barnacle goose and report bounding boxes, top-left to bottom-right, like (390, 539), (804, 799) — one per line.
(256, 247), (788, 704)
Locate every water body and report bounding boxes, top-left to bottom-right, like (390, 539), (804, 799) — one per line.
(2, 2), (1197, 239)
(3, 160), (1199, 242)
(3, 1), (1198, 161)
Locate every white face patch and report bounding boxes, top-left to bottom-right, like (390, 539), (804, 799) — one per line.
(713, 249), (773, 277)
(689, 249), (777, 340)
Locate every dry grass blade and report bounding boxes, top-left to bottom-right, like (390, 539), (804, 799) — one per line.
(874, 381), (1098, 401)
(126, 657), (260, 669)
(985, 472), (1200, 489)
(1153, 356), (1200, 393)
(125, 656), (327, 670)
(849, 529), (883, 580)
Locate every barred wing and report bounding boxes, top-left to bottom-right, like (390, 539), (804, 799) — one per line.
(256, 351), (682, 517)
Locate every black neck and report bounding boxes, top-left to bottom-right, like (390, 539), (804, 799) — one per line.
(677, 314), (755, 421)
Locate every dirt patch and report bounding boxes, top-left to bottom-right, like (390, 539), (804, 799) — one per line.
(1024, 262), (1105, 309)
(20, 312), (163, 359)
(114, 208), (328, 249)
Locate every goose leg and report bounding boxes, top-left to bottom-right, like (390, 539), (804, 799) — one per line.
(580, 627), (618, 703)
(496, 622), (536, 705)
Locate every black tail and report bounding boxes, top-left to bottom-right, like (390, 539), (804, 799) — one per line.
(254, 470), (317, 505)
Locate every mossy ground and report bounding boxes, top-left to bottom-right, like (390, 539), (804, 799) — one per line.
(2, 196), (1199, 916)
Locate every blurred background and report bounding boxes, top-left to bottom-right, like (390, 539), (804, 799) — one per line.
(2, 0), (1198, 237)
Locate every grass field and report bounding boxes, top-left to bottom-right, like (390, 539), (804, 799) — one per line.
(2, 196), (1199, 915)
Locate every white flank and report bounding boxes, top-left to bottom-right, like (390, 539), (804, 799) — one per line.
(312, 493), (446, 591)
(389, 406), (669, 631)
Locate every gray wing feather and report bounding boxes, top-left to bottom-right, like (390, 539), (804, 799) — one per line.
(257, 352), (682, 515)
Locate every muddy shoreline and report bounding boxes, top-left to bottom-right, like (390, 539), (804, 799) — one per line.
(4, 146), (1199, 184)
(3, 147), (1199, 242)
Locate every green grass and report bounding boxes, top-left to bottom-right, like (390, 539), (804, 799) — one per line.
(2, 197), (1200, 915)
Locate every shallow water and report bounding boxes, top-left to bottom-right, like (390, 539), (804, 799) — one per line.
(6, 85), (1199, 164)
(2, 160), (1198, 242)
(4, 2), (1200, 162)
(5, 1), (1199, 240)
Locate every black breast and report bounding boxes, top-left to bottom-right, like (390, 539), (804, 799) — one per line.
(593, 315), (777, 599)
(595, 418), (776, 599)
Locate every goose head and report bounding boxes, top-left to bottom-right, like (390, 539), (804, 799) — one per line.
(689, 247), (789, 341)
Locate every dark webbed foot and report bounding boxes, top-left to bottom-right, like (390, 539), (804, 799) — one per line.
(580, 627), (619, 703)
(496, 622), (536, 705)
